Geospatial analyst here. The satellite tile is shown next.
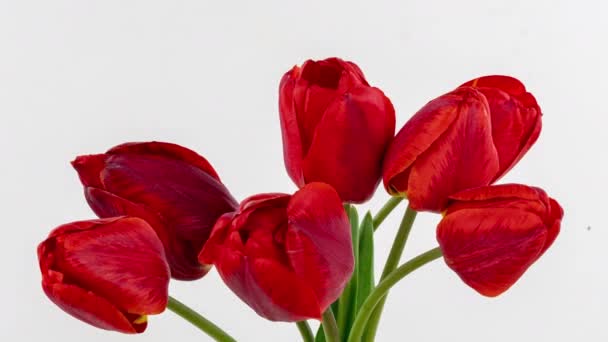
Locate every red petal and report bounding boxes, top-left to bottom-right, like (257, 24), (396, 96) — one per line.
(445, 184), (553, 222)
(286, 183), (354, 309)
(302, 86), (395, 203)
(461, 76), (542, 179)
(382, 91), (461, 195)
(212, 249), (321, 321)
(540, 198), (563, 255)
(279, 67), (306, 187)
(51, 217), (169, 314)
(249, 258), (322, 321)
(84, 187), (210, 279)
(42, 281), (141, 333)
(407, 88), (499, 212)
(107, 141), (221, 181)
(71, 154), (106, 188)
(437, 208), (547, 296)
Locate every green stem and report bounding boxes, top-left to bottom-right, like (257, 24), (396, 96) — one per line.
(364, 205), (417, 341)
(321, 307), (340, 342)
(348, 247), (443, 342)
(166, 296), (237, 342)
(296, 321), (314, 342)
(372, 197), (403, 230)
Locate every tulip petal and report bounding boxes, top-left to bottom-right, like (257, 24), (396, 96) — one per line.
(286, 183), (354, 309)
(382, 92), (461, 195)
(407, 88), (499, 212)
(461, 76), (542, 179)
(42, 281), (141, 333)
(51, 217), (169, 314)
(279, 68), (306, 187)
(213, 249), (322, 321)
(541, 198), (563, 255)
(437, 208), (547, 296)
(107, 141), (221, 181)
(302, 86), (395, 202)
(250, 258), (322, 321)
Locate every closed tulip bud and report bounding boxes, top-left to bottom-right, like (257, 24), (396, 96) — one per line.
(37, 217), (170, 333)
(437, 184), (563, 297)
(71, 142), (238, 280)
(199, 183), (354, 322)
(383, 75), (541, 212)
(279, 57), (396, 203)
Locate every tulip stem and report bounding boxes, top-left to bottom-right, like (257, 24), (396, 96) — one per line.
(167, 296), (237, 342)
(296, 321), (314, 342)
(372, 197), (403, 230)
(321, 307), (340, 342)
(347, 247), (443, 342)
(363, 205), (416, 341)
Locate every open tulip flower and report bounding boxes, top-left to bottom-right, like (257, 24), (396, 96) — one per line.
(37, 217), (170, 333)
(38, 58), (563, 342)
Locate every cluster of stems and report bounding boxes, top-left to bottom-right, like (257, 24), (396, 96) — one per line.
(166, 197), (442, 342)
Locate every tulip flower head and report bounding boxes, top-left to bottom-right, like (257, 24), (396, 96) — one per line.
(199, 182), (354, 322)
(37, 217), (170, 333)
(437, 184), (563, 296)
(279, 58), (396, 203)
(72, 142), (238, 280)
(383, 76), (541, 212)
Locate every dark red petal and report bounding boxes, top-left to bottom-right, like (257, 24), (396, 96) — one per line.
(52, 217), (170, 314)
(382, 91), (461, 195)
(407, 88), (499, 212)
(286, 183), (354, 309)
(279, 67), (306, 187)
(107, 141), (221, 181)
(42, 281), (140, 333)
(98, 153), (237, 279)
(71, 154), (106, 188)
(302, 86), (395, 203)
(437, 208), (547, 296)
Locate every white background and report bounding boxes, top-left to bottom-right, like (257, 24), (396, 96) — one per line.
(1, 1), (606, 341)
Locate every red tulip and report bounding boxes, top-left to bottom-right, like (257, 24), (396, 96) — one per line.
(72, 142), (238, 280)
(382, 75), (541, 212)
(37, 217), (170, 333)
(199, 183), (354, 321)
(279, 57), (395, 203)
(437, 184), (563, 297)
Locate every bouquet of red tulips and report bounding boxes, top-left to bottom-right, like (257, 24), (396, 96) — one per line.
(37, 57), (563, 342)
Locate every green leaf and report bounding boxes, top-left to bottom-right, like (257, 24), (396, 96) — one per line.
(357, 212), (375, 311)
(335, 204), (360, 340)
